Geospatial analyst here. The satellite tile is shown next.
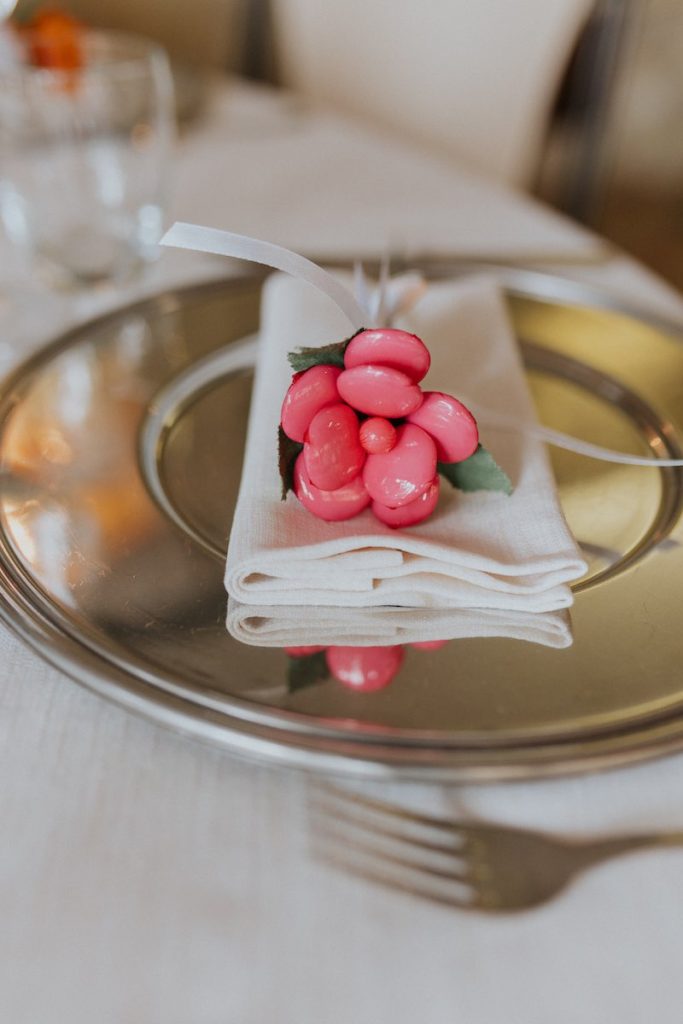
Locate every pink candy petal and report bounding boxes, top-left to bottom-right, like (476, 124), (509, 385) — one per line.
(344, 328), (431, 383)
(372, 475), (440, 527)
(363, 423), (436, 508)
(407, 391), (479, 463)
(293, 454), (370, 522)
(280, 365), (341, 443)
(326, 645), (404, 691)
(337, 364), (423, 418)
(303, 402), (366, 491)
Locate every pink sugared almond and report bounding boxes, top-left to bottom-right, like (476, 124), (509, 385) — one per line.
(326, 645), (404, 691)
(407, 391), (479, 463)
(359, 416), (397, 455)
(363, 423), (436, 508)
(280, 364), (341, 443)
(303, 402), (365, 491)
(372, 475), (440, 527)
(337, 364), (423, 419)
(344, 328), (431, 383)
(293, 454), (370, 522)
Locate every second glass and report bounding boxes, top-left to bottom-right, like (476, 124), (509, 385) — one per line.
(0, 29), (174, 287)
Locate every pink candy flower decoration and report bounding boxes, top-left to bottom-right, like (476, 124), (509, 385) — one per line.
(279, 327), (511, 528)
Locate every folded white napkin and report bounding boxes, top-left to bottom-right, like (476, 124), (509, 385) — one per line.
(227, 599), (574, 649)
(225, 273), (587, 611)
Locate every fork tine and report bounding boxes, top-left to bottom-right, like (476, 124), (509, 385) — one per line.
(314, 846), (480, 913)
(310, 796), (472, 868)
(315, 782), (469, 838)
(313, 821), (476, 889)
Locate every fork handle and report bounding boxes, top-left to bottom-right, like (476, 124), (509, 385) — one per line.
(649, 831), (683, 846)
(582, 832), (683, 864)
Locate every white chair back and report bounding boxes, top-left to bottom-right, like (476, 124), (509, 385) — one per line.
(271, 0), (594, 188)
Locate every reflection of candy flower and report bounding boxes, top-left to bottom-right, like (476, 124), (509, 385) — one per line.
(280, 328), (480, 527)
(286, 641), (447, 693)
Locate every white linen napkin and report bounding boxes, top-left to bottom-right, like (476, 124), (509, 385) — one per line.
(225, 273), (587, 611)
(227, 599), (574, 649)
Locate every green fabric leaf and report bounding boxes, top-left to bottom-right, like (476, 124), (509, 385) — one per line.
(287, 330), (363, 373)
(438, 444), (513, 495)
(287, 651), (330, 693)
(278, 425), (303, 500)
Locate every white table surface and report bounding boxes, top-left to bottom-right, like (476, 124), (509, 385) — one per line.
(3, 79), (683, 1024)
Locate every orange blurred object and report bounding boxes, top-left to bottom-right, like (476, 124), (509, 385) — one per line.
(18, 8), (84, 71)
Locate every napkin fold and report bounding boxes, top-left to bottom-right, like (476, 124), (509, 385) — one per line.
(225, 274), (587, 611)
(227, 599), (574, 649)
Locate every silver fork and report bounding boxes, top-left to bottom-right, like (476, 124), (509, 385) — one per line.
(310, 784), (683, 914)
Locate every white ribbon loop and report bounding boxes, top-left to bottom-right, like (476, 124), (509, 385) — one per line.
(353, 260), (429, 327)
(472, 405), (683, 468)
(160, 222), (367, 331)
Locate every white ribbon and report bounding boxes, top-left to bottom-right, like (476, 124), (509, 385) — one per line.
(469, 404), (683, 468)
(160, 221), (683, 471)
(353, 259), (428, 327)
(160, 222), (367, 331)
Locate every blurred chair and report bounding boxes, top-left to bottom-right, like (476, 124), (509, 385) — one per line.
(540, 0), (635, 221)
(269, 0), (596, 190)
(42, 0), (629, 216)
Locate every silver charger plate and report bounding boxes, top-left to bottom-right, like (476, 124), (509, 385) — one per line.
(2, 269), (683, 781)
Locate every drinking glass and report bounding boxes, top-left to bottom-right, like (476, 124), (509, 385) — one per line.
(0, 30), (174, 287)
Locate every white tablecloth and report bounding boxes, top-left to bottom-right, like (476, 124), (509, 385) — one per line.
(3, 80), (683, 1024)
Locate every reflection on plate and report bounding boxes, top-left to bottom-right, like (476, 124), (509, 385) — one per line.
(1, 270), (683, 780)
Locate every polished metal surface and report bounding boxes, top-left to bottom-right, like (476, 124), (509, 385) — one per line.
(2, 271), (683, 779)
